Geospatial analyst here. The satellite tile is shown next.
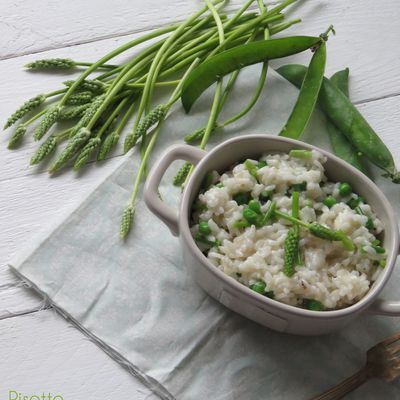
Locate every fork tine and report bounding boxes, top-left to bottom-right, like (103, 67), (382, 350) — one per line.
(381, 332), (400, 347)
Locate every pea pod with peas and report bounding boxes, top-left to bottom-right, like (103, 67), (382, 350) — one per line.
(181, 34), (329, 112)
(327, 68), (369, 174)
(276, 64), (400, 183)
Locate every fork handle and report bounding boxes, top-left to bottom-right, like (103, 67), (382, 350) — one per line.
(311, 367), (368, 400)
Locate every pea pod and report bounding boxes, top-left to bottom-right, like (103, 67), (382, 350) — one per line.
(279, 42), (326, 139)
(327, 68), (369, 174)
(330, 68), (349, 97)
(181, 36), (322, 112)
(276, 64), (399, 182)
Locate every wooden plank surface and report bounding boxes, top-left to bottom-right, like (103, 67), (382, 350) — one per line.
(1, 0), (400, 398)
(0, 310), (154, 399)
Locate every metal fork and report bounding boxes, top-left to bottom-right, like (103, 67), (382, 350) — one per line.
(312, 332), (400, 400)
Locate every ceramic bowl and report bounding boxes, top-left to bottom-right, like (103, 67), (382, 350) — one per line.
(144, 135), (399, 335)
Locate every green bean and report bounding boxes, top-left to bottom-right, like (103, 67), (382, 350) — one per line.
(280, 41), (327, 138)
(244, 159), (259, 179)
(289, 149), (312, 159)
(291, 191), (300, 219)
(257, 200), (276, 227)
(276, 65), (399, 182)
(327, 68), (369, 174)
(303, 299), (324, 311)
(181, 35), (323, 111)
(257, 160), (267, 168)
(347, 196), (364, 209)
(250, 280), (266, 294)
(291, 191), (303, 266)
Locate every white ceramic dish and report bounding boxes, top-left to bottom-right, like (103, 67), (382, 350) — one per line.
(144, 135), (400, 335)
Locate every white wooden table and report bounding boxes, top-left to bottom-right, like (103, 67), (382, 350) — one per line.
(1, 1), (399, 398)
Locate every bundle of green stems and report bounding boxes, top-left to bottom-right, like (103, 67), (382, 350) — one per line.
(4, 0), (301, 238)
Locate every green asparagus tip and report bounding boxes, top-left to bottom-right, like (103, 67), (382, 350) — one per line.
(120, 205), (135, 240)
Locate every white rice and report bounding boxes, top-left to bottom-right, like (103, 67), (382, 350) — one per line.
(191, 150), (385, 310)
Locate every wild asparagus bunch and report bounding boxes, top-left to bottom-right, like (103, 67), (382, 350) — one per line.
(4, 0), (302, 238)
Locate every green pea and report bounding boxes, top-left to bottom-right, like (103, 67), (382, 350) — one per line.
(372, 239), (380, 246)
(303, 298), (324, 311)
(379, 259), (387, 268)
(250, 280), (266, 294)
(265, 290), (274, 299)
(198, 221), (211, 236)
(243, 208), (259, 225)
(248, 199), (261, 214)
(233, 192), (251, 205)
(347, 196), (364, 209)
(372, 245), (385, 254)
(257, 160), (268, 168)
(339, 182), (352, 196)
(323, 196), (337, 208)
(216, 182), (224, 188)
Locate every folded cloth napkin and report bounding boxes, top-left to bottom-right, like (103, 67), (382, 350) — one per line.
(10, 68), (400, 400)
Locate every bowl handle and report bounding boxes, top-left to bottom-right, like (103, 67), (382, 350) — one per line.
(144, 144), (206, 236)
(369, 246), (400, 316)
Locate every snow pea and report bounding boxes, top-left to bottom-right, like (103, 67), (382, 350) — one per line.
(327, 68), (368, 174)
(330, 68), (349, 97)
(181, 36), (322, 112)
(276, 64), (399, 182)
(279, 42), (326, 139)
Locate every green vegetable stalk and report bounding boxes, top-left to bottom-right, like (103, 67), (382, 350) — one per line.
(4, 0), (342, 238)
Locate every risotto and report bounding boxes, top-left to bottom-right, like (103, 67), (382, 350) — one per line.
(190, 149), (386, 311)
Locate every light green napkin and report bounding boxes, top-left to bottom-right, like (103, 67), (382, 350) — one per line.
(10, 67), (400, 400)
